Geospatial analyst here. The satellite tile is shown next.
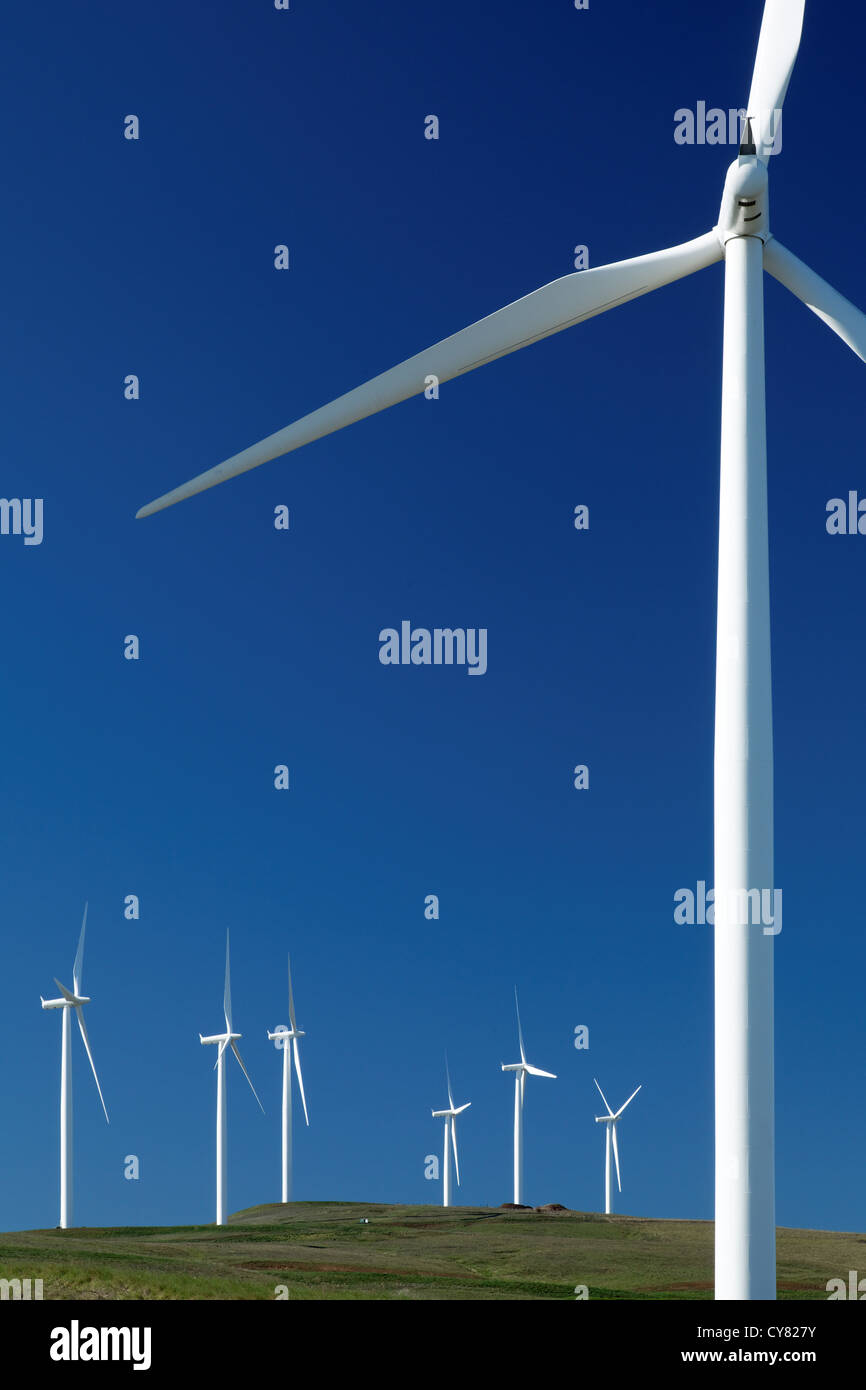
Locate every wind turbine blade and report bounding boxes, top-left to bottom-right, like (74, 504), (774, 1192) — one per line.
(445, 1053), (456, 1112)
(75, 1007), (109, 1124)
(136, 233), (722, 519)
(764, 239), (866, 365)
(292, 1037), (309, 1126)
(514, 988), (526, 1064)
(746, 0), (805, 163)
(452, 1117), (460, 1187)
(525, 1065), (557, 1079)
(453, 1102), (471, 1115)
(73, 902), (88, 996)
(614, 1085), (642, 1118)
(611, 1124), (622, 1192)
(594, 1078), (614, 1117)
(54, 978), (76, 1004)
(214, 1036), (229, 1068)
(287, 955), (298, 1033)
(223, 931), (232, 1033)
(231, 1041), (265, 1113)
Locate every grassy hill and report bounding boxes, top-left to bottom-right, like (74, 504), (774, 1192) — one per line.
(0, 1203), (859, 1300)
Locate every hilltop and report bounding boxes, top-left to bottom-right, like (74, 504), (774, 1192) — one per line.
(0, 1203), (858, 1300)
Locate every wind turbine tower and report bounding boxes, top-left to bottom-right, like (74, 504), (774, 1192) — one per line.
(200, 931), (265, 1226)
(501, 991), (555, 1206)
(266, 955), (309, 1203)
(593, 1079), (641, 1216)
(40, 904), (110, 1229)
(431, 1061), (470, 1208)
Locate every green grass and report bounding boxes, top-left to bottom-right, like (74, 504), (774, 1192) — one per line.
(0, 1202), (860, 1300)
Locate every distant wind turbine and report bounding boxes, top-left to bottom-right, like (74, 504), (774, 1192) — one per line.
(501, 990), (555, 1206)
(431, 1060), (470, 1208)
(594, 1079), (641, 1216)
(266, 955), (309, 1203)
(40, 904), (110, 1229)
(200, 931), (264, 1226)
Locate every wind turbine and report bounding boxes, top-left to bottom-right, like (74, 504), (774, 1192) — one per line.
(594, 1080), (641, 1217)
(501, 991), (555, 1206)
(133, 0), (853, 1299)
(40, 904), (110, 1229)
(431, 1060), (470, 1208)
(266, 955), (309, 1203)
(199, 931), (264, 1226)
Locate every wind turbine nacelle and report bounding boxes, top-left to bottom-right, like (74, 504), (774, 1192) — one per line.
(717, 156), (770, 245)
(268, 1026), (303, 1044)
(41, 996), (67, 1010)
(501, 1063), (523, 1073)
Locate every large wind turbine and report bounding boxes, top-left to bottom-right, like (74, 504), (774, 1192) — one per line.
(594, 1080), (641, 1217)
(501, 991), (555, 1206)
(40, 904), (110, 1229)
(134, 0), (854, 1299)
(266, 955), (309, 1203)
(200, 931), (264, 1226)
(431, 1061), (470, 1208)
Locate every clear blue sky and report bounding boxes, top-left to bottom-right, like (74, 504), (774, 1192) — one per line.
(2, 0), (864, 1236)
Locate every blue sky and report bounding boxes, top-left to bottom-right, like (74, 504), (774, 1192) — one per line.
(1, 0), (864, 1240)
